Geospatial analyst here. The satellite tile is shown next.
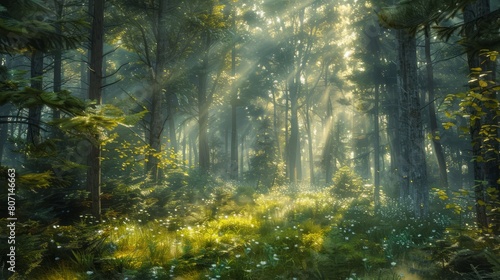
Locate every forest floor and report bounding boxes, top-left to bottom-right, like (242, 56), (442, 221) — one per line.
(9, 174), (500, 280)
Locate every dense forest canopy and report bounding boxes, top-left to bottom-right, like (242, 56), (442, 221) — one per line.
(0, 0), (499, 279)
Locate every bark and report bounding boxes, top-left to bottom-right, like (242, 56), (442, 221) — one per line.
(374, 84), (381, 209)
(27, 50), (43, 146)
(424, 24), (448, 189)
(198, 30), (211, 173)
(52, 0), (63, 137)
(323, 95), (334, 185)
(288, 78), (299, 183)
(323, 63), (334, 185)
(147, 0), (169, 182)
(397, 29), (411, 200)
(306, 103), (314, 185)
(230, 12), (238, 180)
(87, 0), (104, 219)
(167, 92), (178, 152)
(398, 29), (428, 217)
(463, 0), (497, 230)
(271, 87), (280, 157)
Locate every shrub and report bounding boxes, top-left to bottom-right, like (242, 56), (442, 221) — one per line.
(330, 166), (364, 198)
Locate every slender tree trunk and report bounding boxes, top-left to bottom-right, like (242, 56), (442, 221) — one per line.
(147, 0), (169, 182)
(323, 95), (334, 185)
(27, 50), (43, 146)
(271, 87), (280, 157)
(397, 29), (411, 200)
(87, 0), (104, 219)
(167, 92), (178, 152)
(374, 84), (381, 210)
(323, 63), (334, 185)
(424, 24), (448, 189)
(230, 11), (238, 180)
(288, 78), (299, 184)
(198, 31), (211, 174)
(306, 104), (314, 185)
(285, 83), (289, 179)
(52, 0), (64, 137)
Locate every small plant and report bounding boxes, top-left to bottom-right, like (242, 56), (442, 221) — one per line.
(331, 166), (364, 198)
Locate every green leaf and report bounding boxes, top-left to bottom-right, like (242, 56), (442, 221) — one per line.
(442, 122), (455, 129)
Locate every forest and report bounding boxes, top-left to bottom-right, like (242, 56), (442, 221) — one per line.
(0, 0), (499, 279)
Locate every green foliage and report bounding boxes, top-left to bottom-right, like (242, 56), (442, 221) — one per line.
(442, 50), (500, 147)
(246, 117), (285, 189)
(330, 166), (364, 198)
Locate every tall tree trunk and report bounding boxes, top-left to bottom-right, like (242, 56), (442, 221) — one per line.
(323, 95), (334, 185)
(87, 0), (104, 219)
(271, 87), (280, 157)
(424, 24), (448, 189)
(147, 0), (169, 182)
(230, 10), (238, 180)
(27, 50), (43, 146)
(369, 29), (381, 209)
(288, 78), (299, 184)
(52, 0), (64, 137)
(167, 92), (178, 152)
(397, 29), (411, 200)
(463, 0), (497, 229)
(374, 84), (381, 210)
(198, 31), (211, 174)
(398, 29), (428, 217)
(306, 103), (314, 185)
(323, 63), (334, 185)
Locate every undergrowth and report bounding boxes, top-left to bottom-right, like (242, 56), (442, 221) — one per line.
(3, 167), (500, 280)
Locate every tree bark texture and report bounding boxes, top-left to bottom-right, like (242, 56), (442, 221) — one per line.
(198, 30), (211, 174)
(27, 50), (43, 146)
(87, 0), (104, 219)
(147, 0), (169, 182)
(463, 0), (497, 230)
(397, 29), (428, 217)
(424, 24), (448, 190)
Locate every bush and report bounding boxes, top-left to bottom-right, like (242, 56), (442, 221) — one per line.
(330, 166), (364, 198)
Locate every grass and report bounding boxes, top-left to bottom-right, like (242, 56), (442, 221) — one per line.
(26, 180), (500, 280)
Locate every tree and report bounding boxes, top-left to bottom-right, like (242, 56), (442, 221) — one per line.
(146, 0), (169, 182)
(380, 2), (429, 217)
(87, 0), (104, 219)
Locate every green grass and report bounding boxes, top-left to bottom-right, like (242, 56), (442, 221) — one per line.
(28, 181), (500, 280)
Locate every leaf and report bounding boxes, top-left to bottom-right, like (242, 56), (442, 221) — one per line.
(478, 200), (486, 206)
(479, 80), (488, 88)
(442, 122), (455, 129)
(19, 171), (53, 189)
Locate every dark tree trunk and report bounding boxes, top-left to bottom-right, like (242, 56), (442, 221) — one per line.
(198, 31), (211, 174)
(230, 12), (238, 180)
(424, 25), (448, 190)
(27, 50), (43, 146)
(306, 103), (314, 185)
(167, 92), (178, 153)
(147, 0), (169, 182)
(397, 29), (428, 217)
(374, 83), (381, 210)
(52, 0), (64, 137)
(87, 0), (104, 219)
(463, 0), (498, 230)
(288, 79), (299, 184)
